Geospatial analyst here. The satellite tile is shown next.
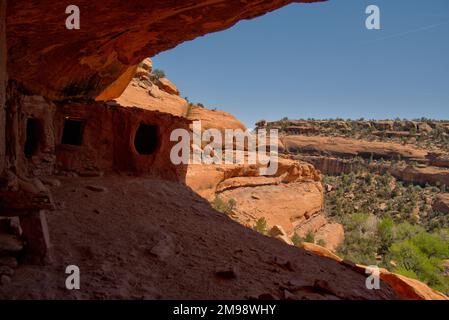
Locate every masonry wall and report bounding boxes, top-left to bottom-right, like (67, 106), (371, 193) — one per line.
(17, 99), (190, 181)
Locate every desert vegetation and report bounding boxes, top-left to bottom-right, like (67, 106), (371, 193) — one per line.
(149, 68), (166, 82)
(324, 171), (449, 294)
(211, 196), (237, 216)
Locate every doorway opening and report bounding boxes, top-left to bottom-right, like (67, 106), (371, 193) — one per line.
(24, 118), (41, 159)
(134, 123), (159, 155)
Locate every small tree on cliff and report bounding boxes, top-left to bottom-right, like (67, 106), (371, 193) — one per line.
(150, 68), (166, 82)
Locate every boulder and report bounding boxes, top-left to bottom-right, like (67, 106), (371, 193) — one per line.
(134, 60), (151, 79)
(156, 78), (179, 95)
(315, 223), (345, 252)
(300, 242), (343, 262)
(269, 225), (293, 245)
(86, 185), (108, 193)
(418, 122), (433, 133)
(379, 271), (448, 300)
(140, 58), (153, 72)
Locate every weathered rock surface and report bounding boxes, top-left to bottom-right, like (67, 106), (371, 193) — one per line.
(7, 0), (321, 100)
(186, 157), (320, 200)
(427, 152), (449, 168)
(269, 225), (294, 245)
(134, 58), (153, 79)
(0, 0), (5, 176)
(290, 212), (344, 251)
(184, 157), (344, 248)
(300, 242), (343, 262)
(187, 106), (247, 134)
(156, 78), (179, 95)
(118, 80), (188, 116)
(391, 165), (449, 187)
(379, 271), (448, 300)
(219, 181), (323, 235)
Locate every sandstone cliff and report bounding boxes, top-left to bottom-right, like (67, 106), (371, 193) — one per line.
(6, 0), (323, 101)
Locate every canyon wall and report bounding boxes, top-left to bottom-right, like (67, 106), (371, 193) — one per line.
(283, 135), (428, 162)
(0, 0), (6, 175)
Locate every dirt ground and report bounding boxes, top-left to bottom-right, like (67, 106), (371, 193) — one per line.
(0, 175), (397, 300)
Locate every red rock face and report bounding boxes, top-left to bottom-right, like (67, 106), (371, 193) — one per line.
(6, 0), (323, 101)
(0, 0), (6, 174)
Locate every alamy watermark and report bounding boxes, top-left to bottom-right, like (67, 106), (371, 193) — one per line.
(65, 4), (381, 31)
(65, 5), (80, 30)
(365, 265), (381, 290)
(65, 265), (80, 290)
(366, 5), (381, 30)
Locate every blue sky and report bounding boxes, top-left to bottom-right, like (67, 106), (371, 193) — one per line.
(153, 0), (449, 128)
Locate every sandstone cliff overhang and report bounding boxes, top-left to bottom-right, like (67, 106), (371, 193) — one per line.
(6, 0), (324, 101)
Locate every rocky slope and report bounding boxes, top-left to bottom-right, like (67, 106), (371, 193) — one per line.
(186, 159), (333, 241)
(115, 59), (189, 117)
(0, 176), (398, 300)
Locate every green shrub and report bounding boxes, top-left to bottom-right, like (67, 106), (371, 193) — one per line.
(185, 103), (193, 117)
(150, 68), (166, 81)
(212, 196), (236, 215)
(389, 233), (449, 292)
(304, 230), (315, 243)
(378, 217), (394, 255)
(291, 233), (303, 246)
(253, 217), (268, 235)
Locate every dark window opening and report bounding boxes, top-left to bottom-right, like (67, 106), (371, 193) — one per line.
(61, 118), (84, 146)
(134, 124), (158, 155)
(24, 118), (41, 159)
